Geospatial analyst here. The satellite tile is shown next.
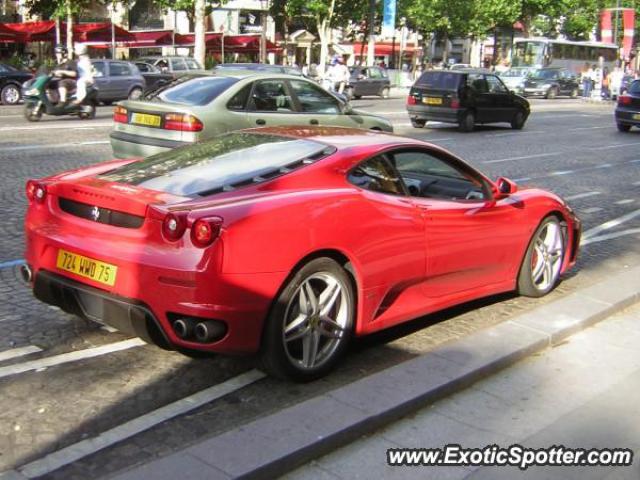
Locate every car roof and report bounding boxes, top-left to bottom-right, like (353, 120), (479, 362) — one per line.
(213, 71), (311, 80)
(246, 126), (421, 149)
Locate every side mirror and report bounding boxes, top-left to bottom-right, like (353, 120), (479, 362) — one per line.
(494, 177), (518, 198)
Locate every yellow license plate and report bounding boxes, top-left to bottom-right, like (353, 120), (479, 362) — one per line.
(633, 114), (640, 120)
(56, 249), (117, 287)
(131, 113), (161, 127)
(423, 97), (443, 105)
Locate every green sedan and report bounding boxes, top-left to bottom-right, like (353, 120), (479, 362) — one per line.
(110, 72), (393, 158)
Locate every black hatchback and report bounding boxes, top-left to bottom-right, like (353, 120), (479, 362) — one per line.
(615, 79), (640, 132)
(406, 70), (530, 132)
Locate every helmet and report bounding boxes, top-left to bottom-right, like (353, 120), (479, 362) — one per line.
(54, 45), (68, 56)
(74, 43), (88, 56)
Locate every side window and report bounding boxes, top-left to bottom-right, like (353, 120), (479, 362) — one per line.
(92, 61), (106, 77)
(289, 79), (340, 114)
(227, 83), (252, 111)
(467, 73), (488, 93)
(185, 59), (201, 70)
(348, 156), (405, 195)
(485, 75), (508, 93)
(110, 63), (131, 76)
(391, 150), (486, 200)
(250, 80), (294, 112)
(136, 63), (150, 72)
(368, 67), (382, 79)
(171, 58), (187, 71)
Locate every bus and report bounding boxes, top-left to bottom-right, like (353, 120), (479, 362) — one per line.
(511, 37), (618, 75)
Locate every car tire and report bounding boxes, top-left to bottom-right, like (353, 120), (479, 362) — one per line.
(380, 87), (390, 99)
(23, 104), (42, 122)
(102, 100), (113, 106)
(617, 123), (631, 132)
(128, 87), (143, 100)
(260, 257), (355, 382)
(79, 102), (96, 120)
(1, 84), (21, 105)
(570, 87), (578, 99)
(353, 94), (362, 100)
(510, 110), (527, 130)
(411, 118), (426, 128)
(517, 216), (565, 298)
(545, 87), (558, 99)
(458, 111), (475, 132)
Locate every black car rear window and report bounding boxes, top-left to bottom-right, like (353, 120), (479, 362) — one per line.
(629, 80), (640, 94)
(416, 71), (462, 90)
(158, 76), (239, 106)
(100, 132), (334, 196)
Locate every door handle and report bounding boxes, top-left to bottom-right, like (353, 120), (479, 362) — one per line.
(310, 119), (319, 125)
(256, 119), (266, 125)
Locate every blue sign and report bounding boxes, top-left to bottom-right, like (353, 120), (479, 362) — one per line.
(382, 0), (396, 37)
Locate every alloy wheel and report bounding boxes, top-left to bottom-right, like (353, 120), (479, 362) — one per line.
(530, 221), (564, 291)
(2, 85), (20, 105)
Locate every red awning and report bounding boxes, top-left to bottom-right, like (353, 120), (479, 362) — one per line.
(0, 23), (16, 39)
(127, 30), (174, 47)
(74, 23), (133, 43)
(175, 32), (222, 47)
(219, 35), (281, 53)
(1, 21), (132, 43)
(2, 20), (56, 42)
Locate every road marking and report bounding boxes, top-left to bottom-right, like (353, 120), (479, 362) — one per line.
(1, 141), (110, 152)
(0, 338), (145, 380)
(596, 163), (613, 168)
(0, 346), (42, 363)
(580, 207), (604, 214)
(615, 199), (635, 205)
(485, 130), (545, 138)
(565, 191), (602, 201)
(634, 181), (640, 186)
(13, 370), (265, 479)
(568, 126), (611, 131)
(421, 137), (454, 142)
(581, 227), (640, 246)
(582, 208), (640, 239)
(0, 122), (112, 132)
(483, 152), (561, 164)
(0, 259), (24, 269)
(368, 110), (408, 115)
(594, 142), (640, 151)
(550, 170), (574, 176)
(513, 177), (531, 182)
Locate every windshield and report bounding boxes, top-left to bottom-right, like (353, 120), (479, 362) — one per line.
(157, 76), (238, 106)
(500, 68), (529, 77)
(512, 41), (546, 67)
(529, 69), (558, 80)
(100, 132), (332, 196)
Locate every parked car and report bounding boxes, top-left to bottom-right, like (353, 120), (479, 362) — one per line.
(133, 61), (174, 92)
(23, 127), (581, 380)
(214, 63), (304, 76)
(406, 69), (530, 132)
(137, 56), (204, 75)
(110, 72), (393, 158)
(449, 63), (473, 71)
(346, 66), (391, 99)
(523, 67), (579, 99)
(614, 79), (640, 132)
(0, 63), (33, 105)
(499, 67), (531, 95)
(92, 59), (145, 104)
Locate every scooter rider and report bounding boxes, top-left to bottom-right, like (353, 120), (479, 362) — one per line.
(52, 45), (78, 104)
(72, 43), (94, 105)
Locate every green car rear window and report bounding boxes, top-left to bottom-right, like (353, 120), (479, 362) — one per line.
(158, 76), (239, 106)
(101, 132), (334, 196)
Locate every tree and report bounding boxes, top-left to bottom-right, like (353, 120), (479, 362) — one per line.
(194, 0), (206, 66)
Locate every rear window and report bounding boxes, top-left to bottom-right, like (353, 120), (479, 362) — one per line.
(629, 80), (640, 94)
(158, 76), (239, 106)
(416, 71), (462, 90)
(100, 132), (334, 196)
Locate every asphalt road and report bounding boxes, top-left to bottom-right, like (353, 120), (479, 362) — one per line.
(0, 96), (639, 479)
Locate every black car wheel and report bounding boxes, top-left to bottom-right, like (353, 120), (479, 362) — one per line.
(128, 87), (143, 100)
(353, 94), (362, 100)
(260, 257), (355, 382)
(411, 118), (426, 128)
(1, 84), (21, 105)
(545, 87), (558, 99)
(617, 123), (631, 132)
(570, 87), (578, 99)
(511, 110), (527, 130)
(102, 100), (113, 106)
(459, 111), (475, 132)
(379, 87), (390, 99)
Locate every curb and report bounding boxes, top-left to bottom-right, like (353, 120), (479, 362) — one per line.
(108, 266), (640, 480)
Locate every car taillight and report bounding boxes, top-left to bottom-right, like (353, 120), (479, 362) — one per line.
(191, 217), (223, 248)
(407, 95), (417, 105)
(113, 106), (128, 123)
(164, 113), (204, 132)
(162, 213), (187, 241)
(26, 180), (46, 204)
(450, 98), (460, 108)
(619, 95), (632, 106)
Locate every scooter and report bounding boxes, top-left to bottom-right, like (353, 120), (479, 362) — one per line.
(23, 74), (99, 122)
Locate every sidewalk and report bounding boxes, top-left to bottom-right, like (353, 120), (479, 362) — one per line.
(287, 303), (640, 480)
(107, 265), (640, 480)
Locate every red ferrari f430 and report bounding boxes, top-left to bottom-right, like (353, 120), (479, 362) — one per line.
(24, 127), (581, 381)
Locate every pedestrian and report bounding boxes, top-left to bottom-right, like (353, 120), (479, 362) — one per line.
(602, 67), (610, 100)
(581, 64), (592, 100)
